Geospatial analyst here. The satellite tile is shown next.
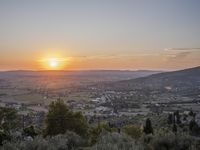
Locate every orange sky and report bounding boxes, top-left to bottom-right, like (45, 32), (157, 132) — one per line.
(0, 1), (200, 71)
(0, 49), (199, 71)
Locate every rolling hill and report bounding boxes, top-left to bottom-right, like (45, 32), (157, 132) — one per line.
(110, 66), (200, 95)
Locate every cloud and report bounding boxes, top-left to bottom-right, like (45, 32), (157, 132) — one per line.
(163, 47), (200, 62)
(71, 53), (160, 60)
(175, 52), (191, 58)
(165, 52), (192, 63)
(164, 48), (200, 51)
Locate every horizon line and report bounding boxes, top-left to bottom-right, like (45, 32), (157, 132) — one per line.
(0, 65), (199, 72)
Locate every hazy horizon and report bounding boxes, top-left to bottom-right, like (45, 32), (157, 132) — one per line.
(0, 65), (199, 73)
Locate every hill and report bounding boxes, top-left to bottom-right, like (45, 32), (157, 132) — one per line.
(0, 70), (160, 81)
(109, 66), (200, 95)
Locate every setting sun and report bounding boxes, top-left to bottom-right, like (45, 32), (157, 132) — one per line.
(39, 56), (69, 70)
(48, 58), (59, 68)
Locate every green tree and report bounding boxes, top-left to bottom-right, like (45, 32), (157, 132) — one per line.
(44, 99), (88, 137)
(143, 118), (153, 135)
(0, 107), (19, 132)
(123, 125), (142, 140)
(0, 107), (19, 145)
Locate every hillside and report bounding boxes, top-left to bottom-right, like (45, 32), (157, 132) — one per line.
(110, 66), (200, 95)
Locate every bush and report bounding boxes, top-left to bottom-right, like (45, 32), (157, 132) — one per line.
(89, 123), (112, 145)
(2, 131), (85, 150)
(92, 132), (143, 150)
(152, 133), (193, 150)
(122, 125), (142, 140)
(23, 125), (37, 138)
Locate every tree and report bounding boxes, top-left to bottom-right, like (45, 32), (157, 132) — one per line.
(143, 118), (153, 135)
(0, 107), (19, 132)
(189, 119), (199, 136)
(167, 114), (173, 124)
(172, 123), (177, 135)
(174, 110), (181, 124)
(0, 107), (20, 145)
(44, 99), (88, 137)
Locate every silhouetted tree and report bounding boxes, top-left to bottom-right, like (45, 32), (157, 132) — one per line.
(189, 119), (196, 131)
(143, 118), (153, 135)
(174, 110), (181, 124)
(172, 123), (177, 135)
(189, 119), (199, 136)
(168, 113), (173, 124)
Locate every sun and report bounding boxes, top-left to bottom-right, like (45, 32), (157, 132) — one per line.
(39, 56), (68, 70)
(48, 58), (58, 68)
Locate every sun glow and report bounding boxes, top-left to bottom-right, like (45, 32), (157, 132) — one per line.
(39, 56), (69, 70)
(48, 58), (59, 68)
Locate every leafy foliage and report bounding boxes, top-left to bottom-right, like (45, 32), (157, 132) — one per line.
(0, 107), (20, 145)
(44, 99), (88, 137)
(0, 107), (19, 132)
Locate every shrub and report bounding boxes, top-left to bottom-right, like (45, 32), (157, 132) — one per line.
(152, 133), (193, 150)
(2, 131), (85, 150)
(89, 123), (111, 145)
(92, 132), (143, 150)
(122, 125), (142, 140)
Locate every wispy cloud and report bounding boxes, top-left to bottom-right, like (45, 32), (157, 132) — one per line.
(164, 48), (200, 51)
(174, 52), (191, 58)
(163, 47), (200, 62)
(165, 52), (193, 63)
(70, 53), (160, 60)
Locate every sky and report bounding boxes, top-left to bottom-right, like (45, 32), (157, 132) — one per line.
(0, 0), (200, 70)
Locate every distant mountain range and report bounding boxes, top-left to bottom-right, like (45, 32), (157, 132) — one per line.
(109, 66), (200, 94)
(0, 70), (161, 82)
